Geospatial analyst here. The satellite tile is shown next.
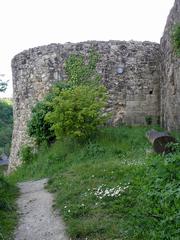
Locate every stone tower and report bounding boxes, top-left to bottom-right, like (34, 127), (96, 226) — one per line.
(160, 0), (180, 131)
(8, 0), (180, 171)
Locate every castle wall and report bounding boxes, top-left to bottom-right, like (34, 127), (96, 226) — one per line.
(160, 0), (180, 131)
(9, 40), (161, 170)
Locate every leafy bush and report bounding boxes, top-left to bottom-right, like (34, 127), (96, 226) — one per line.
(45, 85), (108, 141)
(0, 99), (13, 155)
(19, 145), (36, 164)
(27, 100), (55, 145)
(27, 82), (71, 145)
(172, 23), (180, 56)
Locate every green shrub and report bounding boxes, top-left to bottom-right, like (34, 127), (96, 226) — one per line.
(45, 85), (108, 141)
(27, 82), (71, 145)
(19, 145), (35, 164)
(0, 100), (13, 155)
(27, 100), (55, 145)
(172, 23), (180, 56)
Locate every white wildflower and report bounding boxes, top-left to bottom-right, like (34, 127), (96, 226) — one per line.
(94, 183), (129, 199)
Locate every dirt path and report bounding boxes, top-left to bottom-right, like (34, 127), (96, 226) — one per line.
(14, 179), (68, 240)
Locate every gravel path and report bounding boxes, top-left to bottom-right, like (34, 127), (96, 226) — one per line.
(14, 179), (68, 240)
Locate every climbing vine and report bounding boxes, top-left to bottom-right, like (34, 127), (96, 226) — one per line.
(171, 23), (180, 56)
(64, 50), (100, 86)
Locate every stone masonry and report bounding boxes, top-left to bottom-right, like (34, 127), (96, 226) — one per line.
(160, 0), (180, 131)
(9, 0), (180, 171)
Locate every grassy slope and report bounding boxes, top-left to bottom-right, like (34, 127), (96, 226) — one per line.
(8, 126), (155, 239)
(0, 172), (18, 240)
(9, 126), (180, 239)
(0, 100), (16, 240)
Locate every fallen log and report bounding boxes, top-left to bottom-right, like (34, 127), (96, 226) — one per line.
(146, 129), (176, 154)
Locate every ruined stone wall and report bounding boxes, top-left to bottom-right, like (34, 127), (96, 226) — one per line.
(9, 40), (161, 170)
(160, 0), (180, 131)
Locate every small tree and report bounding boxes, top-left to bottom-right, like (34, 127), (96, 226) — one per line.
(45, 85), (108, 141)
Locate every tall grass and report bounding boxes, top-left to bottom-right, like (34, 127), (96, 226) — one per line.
(0, 171), (18, 240)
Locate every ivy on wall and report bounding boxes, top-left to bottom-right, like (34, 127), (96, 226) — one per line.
(171, 23), (180, 56)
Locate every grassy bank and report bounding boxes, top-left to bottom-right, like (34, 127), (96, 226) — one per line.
(9, 126), (180, 239)
(0, 171), (18, 240)
(0, 99), (15, 240)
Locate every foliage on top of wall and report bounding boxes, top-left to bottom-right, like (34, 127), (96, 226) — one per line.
(171, 23), (180, 56)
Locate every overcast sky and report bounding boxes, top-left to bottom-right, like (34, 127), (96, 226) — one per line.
(0, 0), (174, 97)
